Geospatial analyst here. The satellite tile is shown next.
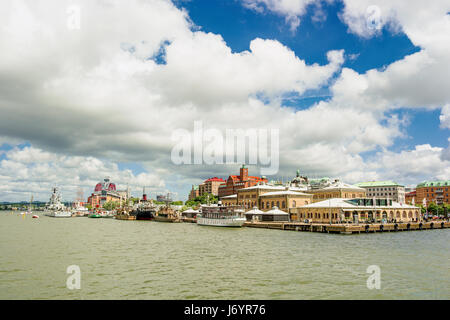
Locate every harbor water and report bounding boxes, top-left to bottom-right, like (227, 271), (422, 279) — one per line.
(0, 212), (448, 299)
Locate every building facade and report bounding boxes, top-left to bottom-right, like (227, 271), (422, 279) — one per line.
(355, 181), (405, 203)
(290, 198), (421, 223)
(306, 180), (366, 202)
(218, 165), (268, 197)
(220, 194), (237, 207)
(199, 177), (225, 196)
(415, 180), (450, 206)
(259, 190), (312, 211)
(87, 178), (127, 208)
(221, 184), (313, 212)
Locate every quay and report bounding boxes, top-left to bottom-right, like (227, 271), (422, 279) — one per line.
(244, 221), (450, 235)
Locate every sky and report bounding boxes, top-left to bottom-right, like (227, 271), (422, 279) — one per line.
(0, 0), (449, 202)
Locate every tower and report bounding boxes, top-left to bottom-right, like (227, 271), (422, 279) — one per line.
(240, 164), (248, 182)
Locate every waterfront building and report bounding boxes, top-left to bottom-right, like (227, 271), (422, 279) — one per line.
(263, 206), (290, 222)
(306, 179), (366, 202)
(415, 180), (450, 205)
(218, 165), (268, 197)
(290, 198), (421, 223)
(259, 190), (312, 211)
(244, 206), (264, 221)
(220, 194), (237, 206)
(87, 177), (128, 208)
(236, 184), (286, 209)
(188, 185), (200, 200)
(199, 177), (225, 196)
(355, 181), (405, 203)
(188, 177), (225, 200)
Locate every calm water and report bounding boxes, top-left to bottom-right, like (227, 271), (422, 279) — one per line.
(0, 211), (449, 300)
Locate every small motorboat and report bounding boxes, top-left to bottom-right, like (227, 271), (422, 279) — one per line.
(32, 215), (39, 219)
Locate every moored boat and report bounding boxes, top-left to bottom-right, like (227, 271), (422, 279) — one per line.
(131, 188), (156, 220)
(44, 187), (73, 218)
(197, 203), (246, 227)
(154, 193), (181, 222)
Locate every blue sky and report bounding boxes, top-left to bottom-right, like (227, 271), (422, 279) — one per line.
(175, 0), (448, 153)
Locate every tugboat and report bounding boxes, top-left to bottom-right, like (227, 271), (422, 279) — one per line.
(131, 187), (156, 220)
(44, 187), (72, 218)
(154, 193), (181, 223)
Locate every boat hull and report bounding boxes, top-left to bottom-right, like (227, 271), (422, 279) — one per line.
(45, 211), (73, 218)
(197, 217), (246, 227)
(134, 210), (155, 221)
(154, 216), (180, 223)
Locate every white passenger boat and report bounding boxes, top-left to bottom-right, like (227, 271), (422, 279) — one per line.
(197, 204), (246, 227)
(44, 187), (73, 218)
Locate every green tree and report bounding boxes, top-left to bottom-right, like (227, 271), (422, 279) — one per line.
(103, 201), (119, 211)
(427, 202), (438, 215)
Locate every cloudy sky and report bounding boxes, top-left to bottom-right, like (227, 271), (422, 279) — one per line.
(0, 0), (449, 202)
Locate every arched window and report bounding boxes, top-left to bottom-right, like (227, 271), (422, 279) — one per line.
(282, 201), (286, 208)
(293, 200), (297, 207)
(276, 201), (280, 208)
(261, 202), (264, 209)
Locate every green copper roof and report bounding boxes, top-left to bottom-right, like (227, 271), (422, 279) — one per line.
(355, 181), (403, 187)
(416, 180), (450, 188)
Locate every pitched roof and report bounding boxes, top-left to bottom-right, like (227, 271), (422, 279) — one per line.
(416, 180), (450, 188)
(245, 207), (264, 214)
(220, 194), (237, 199)
(265, 206), (289, 215)
(204, 177), (224, 183)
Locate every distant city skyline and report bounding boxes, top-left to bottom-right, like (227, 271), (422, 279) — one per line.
(0, 0), (449, 202)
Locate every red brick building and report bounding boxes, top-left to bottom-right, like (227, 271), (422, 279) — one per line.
(405, 190), (416, 205)
(416, 180), (450, 206)
(218, 165), (268, 198)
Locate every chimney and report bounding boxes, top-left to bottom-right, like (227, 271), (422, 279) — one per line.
(143, 187), (147, 201)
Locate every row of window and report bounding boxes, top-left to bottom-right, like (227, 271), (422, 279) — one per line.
(298, 211), (415, 220)
(367, 187), (401, 192)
